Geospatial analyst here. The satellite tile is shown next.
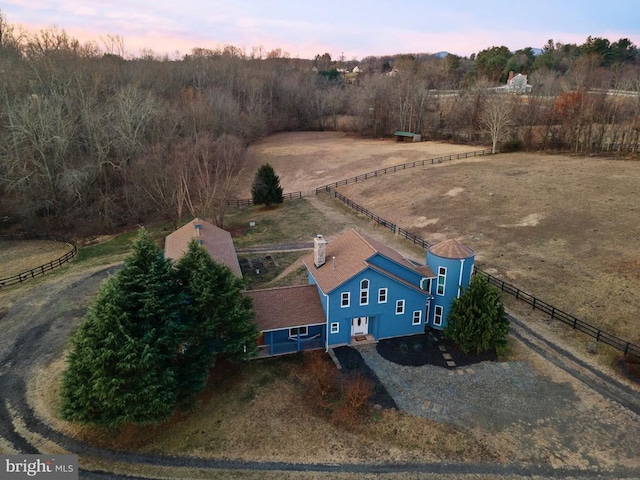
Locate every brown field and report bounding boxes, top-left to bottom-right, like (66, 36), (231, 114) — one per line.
(246, 133), (640, 343)
(239, 131), (478, 197)
(0, 240), (73, 278)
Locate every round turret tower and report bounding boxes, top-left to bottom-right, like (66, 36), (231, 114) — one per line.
(426, 239), (475, 329)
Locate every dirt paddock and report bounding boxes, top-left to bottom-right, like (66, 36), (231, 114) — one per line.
(246, 133), (640, 343)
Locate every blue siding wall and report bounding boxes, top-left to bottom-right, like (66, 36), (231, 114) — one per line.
(325, 268), (430, 347)
(263, 324), (325, 355)
(426, 253), (474, 329)
(367, 254), (425, 286)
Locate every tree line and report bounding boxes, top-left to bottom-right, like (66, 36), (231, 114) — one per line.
(1, 12), (639, 233)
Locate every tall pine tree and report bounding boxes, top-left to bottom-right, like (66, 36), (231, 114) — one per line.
(443, 274), (509, 354)
(174, 241), (258, 400)
(60, 229), (184, 425)
(251, 163), (283, 206)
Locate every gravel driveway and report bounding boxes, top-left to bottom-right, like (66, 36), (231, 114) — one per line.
(356, 344), (575, 431)
(354, 339), (640, 470)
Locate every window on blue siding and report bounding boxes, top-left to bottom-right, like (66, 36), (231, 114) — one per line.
(341, 292), (350, 308)
(434, 305), (443, 326)
(396, 299), (405, 315)
(412, 310), (422, 325)
(378, 288), (388, 304)
(289, 326), (308, 337)
(420, 277), (431, 292)
(437, 267), (447, 296)
(360, 279), (369, 305)
(330, 322), (339, 334)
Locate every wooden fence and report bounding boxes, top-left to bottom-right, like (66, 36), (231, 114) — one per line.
(227, 149), (493, 207)
(316, 149), (492, 193)
(331, 191), (640, 358)
(333, 192), (396, 232)
(0, 234), (77, 288)
(227, 191), (305, 207)
(475, 268), (640, 357)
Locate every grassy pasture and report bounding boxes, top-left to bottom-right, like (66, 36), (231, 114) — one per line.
(335, 152), (640, 342)
(242, 132), (640, 342)
(0, 240), (73, 278)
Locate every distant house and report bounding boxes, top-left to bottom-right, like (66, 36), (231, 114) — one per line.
(245, 229), (474, 357)
(496, 71), (532, 94)
(164, 218), (242, 278)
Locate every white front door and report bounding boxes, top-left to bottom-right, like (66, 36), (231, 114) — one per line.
(351, 317), (369, 336)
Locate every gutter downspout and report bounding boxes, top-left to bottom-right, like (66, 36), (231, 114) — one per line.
(325, 292), (330, 352)
(458, 259), (465, 298)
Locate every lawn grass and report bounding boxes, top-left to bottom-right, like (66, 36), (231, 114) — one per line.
(74, 223), (172, 268)
(0, 240), (73, 278)
(224, 198), (347, 248)
(239, 252), (308, 290)
(32, 353), (493, 466)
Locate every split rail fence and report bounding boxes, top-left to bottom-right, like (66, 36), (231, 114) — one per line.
(227, 149), (492, 207)
(331, 191), (640, 358)
(0, 234), (77, 288)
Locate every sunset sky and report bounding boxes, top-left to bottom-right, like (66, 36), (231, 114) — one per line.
(3, 1), (639, 59)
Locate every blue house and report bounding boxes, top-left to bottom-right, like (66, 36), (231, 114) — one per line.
(244, 228), (475, 356)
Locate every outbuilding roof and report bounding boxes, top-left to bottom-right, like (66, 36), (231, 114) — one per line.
(164, 218), (243, 277)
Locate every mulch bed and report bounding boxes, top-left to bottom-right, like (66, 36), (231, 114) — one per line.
(376, 330), (497, 367)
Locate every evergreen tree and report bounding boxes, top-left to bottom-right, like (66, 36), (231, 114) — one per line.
(251, 163), (283, 206)
(173, 240), (258, 407)
(60, 229), (183, 425)
(443, 274), (509, 354)
(176, 240), (258, 357)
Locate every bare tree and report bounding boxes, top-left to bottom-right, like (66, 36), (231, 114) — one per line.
(191, 134), (247, 227)
(482, 96), (513, 153)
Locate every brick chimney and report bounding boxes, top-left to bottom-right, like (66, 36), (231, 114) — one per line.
(508, 71), (515, 83)
(314, 234), (327, 267)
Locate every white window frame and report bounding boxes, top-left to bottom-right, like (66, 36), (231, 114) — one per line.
(330, 322), (339, 334)
(289, 326), (308, 338)
(434, 305), (443, 326)
(420, 277), (431, 293)
(341, 292), (350, 308)
(378, 287), (388, 304)
(396, 299), (405, 315)
(437, 267), (447, 296)
(412, 310), (422, 325)
(360, 278), (370, 306)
